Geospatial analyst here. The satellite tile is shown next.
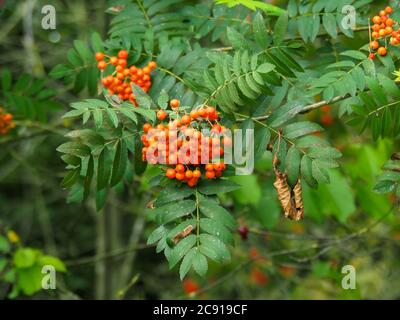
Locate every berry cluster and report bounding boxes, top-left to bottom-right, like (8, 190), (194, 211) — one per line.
(141, 99), (229, 187)
(95, 50), (156, 105)
(369, 6), (396, 59)
(0, 107), (15, 136)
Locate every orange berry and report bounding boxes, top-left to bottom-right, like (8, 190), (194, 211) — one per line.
(143, 123), (152, 133)
(190, 110), (199, 119)
(370, 41), (379, 50)
(118, 50), (128, 59)
(176, 172), (185, 181)
(95, 52), (104, 61)
(143, 66), (151, 74)
(379, 10), (387, 17)
(372, 24), (380, 32)
(188, 179), (198, 187)
(205, 171), (215, 179)
(206, 106), (216, 117)
(176, 164), (185, 173)
(185, 170), (193, 179)
(385, 6), (393, 14)
(385, 26), (393, 35)
(372, 16), (381, 24)
(97, 61), (107, 70)
(130, 66), (138, 74)
(205, 164), (214, 171)
(118, 59), (127, 68)
(372, 31), (380, 39)
(148, 61), (157, 69)
(166, 169), (176, 179)
(193, 169), (201, 178)
(181, 115), (191, 125)
(378, 46), (387, 56)
(170, 99), (180, 109)
(157, 110), (167, 121)
(386, 18), (394, 27)
(110, 56), (118, 65)
(379, 29), (386, 37)
(391, 37), (399, 45)
(198, 109), (206, 117)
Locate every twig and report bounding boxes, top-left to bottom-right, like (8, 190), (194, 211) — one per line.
(235, 94), (350, 123)
(64, 243), (154, 267)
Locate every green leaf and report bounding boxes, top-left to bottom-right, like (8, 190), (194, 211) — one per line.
(83, 155), (94, 200)
(93, 108), (103, 129)
(119, 106), (138, 124)
(197, 179), (241, 195)
(199, 198), (237, 229)
(308, 147), (342, 159)
(154, 186), (194, 207)
(253, 12), (270, 48)
(179, 247), (197, 280)
(61, 169), (80, 189)
(147, 225), (168, 245)
(97, 148), (110, 190)
(274, 12), (288, 45)
(168, 234), (196, 269)
(110, 140), (127, 187)
(0, 236), (10, 253)
(322, 13), (337, 38)
(200, 218), (233, 244)
(131, 84), (155, 109)
(257, 63), (275, 74)
(301, 156), (317, 188)
(254, 125), (271, 160)
(192, 251), (208, 277)
(311, 160), (330, 184)
(154, 200), (197, 224)
(13, 248), (36, 268)
(285, 146), (301, 186)
(91, 32), (104, 53)
(199, 234), (231, 262)
(283, 121), (323, 139)
(62, 109), (86, 119)
(57, 142), (90, 157)
(2, 69), (12, 91)
(38, 255), (67, 272)
(340, 50), (367, 61)
(134, 108), (156, 124)
(106, 108), (119, 128)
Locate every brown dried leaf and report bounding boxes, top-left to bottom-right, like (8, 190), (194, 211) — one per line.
(172, 225), (194, 244)
(273, 156), (304, 221)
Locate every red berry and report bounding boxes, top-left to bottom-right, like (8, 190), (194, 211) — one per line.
(166, 169), (176, 179)
(157, 110), (167, 121)
(97, 61), (107, 70)
(170, 99), (180, 109)
(95, 52), (104, 61)
(118, 50), (128, 59)
(238, 226), (249, 240)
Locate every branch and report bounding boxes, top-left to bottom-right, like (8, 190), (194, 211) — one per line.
(236, 93), (350, 123)
(212, 26), (369, 52)
(64, 243), (154, 267)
